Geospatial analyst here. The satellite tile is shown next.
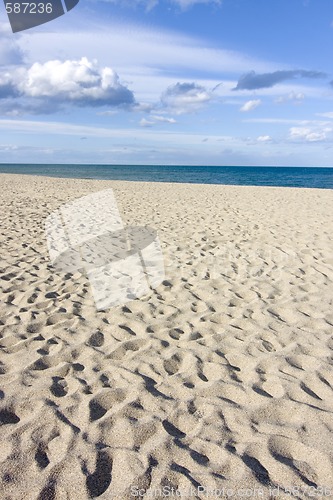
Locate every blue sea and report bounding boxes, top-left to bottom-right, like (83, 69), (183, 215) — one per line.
(0, 164), (333, 189)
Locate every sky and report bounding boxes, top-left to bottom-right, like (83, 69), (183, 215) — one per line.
(0, 0), (333, 166)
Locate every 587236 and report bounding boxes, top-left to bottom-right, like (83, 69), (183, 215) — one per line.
(5, 2), (53, 14)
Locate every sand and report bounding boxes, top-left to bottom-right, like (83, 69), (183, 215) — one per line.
(0, 173), (332, 499)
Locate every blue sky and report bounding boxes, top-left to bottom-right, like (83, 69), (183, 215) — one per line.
(0, 0), (332, 165)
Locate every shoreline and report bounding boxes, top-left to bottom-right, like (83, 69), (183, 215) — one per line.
(1, 171), (333, 191)
(1, 165), (333, 190)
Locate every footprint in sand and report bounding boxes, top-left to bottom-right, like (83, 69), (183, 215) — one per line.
(89, 389), (127, 422)
(35, 444), (50, 469)
(168, 328), (184, 340)
(0, 408), (20, 425)
(50, 377), (68, 397)
(163, 354), (182, 376)
(83, 451), (113, 498)
(87, 331), (104, 347)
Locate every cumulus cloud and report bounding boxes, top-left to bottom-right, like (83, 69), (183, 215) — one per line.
(234, 70), (326, 90)
(289, 127), (330, 142)
(0, 57), (134, 113)
(161, 82), (212, 114)
(240, 99), (261, 112)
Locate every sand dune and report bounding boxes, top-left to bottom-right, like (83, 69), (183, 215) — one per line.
(0, 173), (332, 499)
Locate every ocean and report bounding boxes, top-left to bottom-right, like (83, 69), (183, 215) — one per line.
(0, 164), (333, 189)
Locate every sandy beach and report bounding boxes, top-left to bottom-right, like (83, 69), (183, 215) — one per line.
(0, 173), (333, 499)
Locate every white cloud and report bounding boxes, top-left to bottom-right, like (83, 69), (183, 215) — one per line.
(139, 114), (177, 127)
(0, 57), (134, 111)
(244, 118), (320, 124)
(139, 118), (154, 127)
(257, 135), (272, 142)
(240, 99), (261, 112)
(275, 91), (305, 104)
(151, 115), (177, 123)
(161, 82), (212, 114)
(305, 132), (327, 142)
(289, 127), (330, 142)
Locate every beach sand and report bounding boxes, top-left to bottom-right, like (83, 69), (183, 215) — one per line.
(0, 173), (333, 499)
